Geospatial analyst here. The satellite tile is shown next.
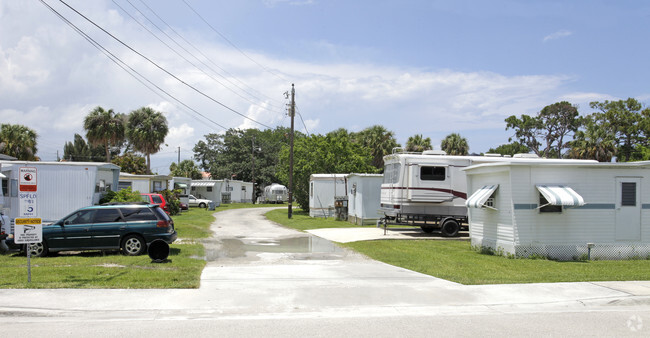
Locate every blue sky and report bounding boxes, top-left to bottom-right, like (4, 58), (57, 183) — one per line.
(1, 0), (649, 174)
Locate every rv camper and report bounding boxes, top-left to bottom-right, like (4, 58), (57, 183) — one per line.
(379, 150), (596, 236)
(262, 183), (288, 204)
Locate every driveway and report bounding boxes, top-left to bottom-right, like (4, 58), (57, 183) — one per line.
(1, 207), (649, 335)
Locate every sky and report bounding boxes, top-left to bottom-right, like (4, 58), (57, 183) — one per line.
(1, 0), (649, 175)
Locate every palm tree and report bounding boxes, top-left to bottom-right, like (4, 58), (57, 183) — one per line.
(405, 134), (432, 153)
(441, 133), (469, 155)
(0, 124), (38, 160)
(568, 117), (616, 162)
(127, 107), (169, 174)
(83, 106), (125, 162)
(354, 125), (400, 169)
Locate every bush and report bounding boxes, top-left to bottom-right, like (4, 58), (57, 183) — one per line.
(109, 187), (142, 203)
(159, 189), (181, 215)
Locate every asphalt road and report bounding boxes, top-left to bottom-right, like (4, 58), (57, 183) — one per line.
(2, 207), (650, 337)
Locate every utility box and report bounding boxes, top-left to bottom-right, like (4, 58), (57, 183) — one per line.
(334, 197), (348, 221)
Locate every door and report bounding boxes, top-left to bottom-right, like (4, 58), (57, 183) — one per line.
(615, 177), (641, 241)
(52, 209), (95, 249)
(91, 208), (125, 248)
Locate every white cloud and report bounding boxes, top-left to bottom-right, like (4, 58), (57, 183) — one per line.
(543, 29), (573, 42)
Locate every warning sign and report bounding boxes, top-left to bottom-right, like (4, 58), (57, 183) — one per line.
(14, 218), (42, 244)
(19, 167), (37, 192)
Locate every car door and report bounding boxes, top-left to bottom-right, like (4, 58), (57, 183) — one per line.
(91, 208), (125, 248)
(53, 209), (95, 249)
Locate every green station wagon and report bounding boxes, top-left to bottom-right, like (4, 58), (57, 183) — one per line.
(7, 204), (177, 257)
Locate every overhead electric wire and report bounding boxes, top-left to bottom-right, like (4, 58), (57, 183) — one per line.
(114, 0), (284, 114)
(182, 0), (290, 83)
(38, 0), (228, 132)
(136, 0), (286, 108)
(295, 105), (311, 136)
(57, 0), (273, 130)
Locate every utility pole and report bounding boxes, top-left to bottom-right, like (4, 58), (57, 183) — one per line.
(288, 84), (295, 219)
(177, 146), (181, 164)
(251, 135), (255, 204)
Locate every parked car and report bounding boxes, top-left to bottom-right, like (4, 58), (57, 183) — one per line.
(5, 204), (177, 257)
(179, 202), (188, 211)
(188, 194), (212, 208)
(140, 193), (169, 214)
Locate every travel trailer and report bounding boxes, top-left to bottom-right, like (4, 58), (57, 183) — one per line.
(379, 150), (596, 236)
(262, 183), (288, 204)
(309, 174), (347, 218)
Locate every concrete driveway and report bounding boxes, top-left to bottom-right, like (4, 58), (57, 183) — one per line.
(1, 207), (649, 332)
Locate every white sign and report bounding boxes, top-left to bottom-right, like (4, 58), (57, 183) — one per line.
(19, 192), (37, 217)
(14, 218), (42, 244)
(19, 167), (37, 192)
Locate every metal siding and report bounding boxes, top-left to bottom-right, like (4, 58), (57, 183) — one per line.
(38, 165), (97, 222)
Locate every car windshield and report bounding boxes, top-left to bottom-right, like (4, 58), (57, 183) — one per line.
(152, 195), (163, 204)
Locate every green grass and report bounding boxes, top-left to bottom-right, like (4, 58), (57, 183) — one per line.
(343, 240), (650, 285)
(0, 208), (212, 289)
(265, 208), (359, 231)
(266, 209), (650, 284)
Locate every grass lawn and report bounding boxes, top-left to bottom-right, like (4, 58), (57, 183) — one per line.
(267, 208), (650, 285)
(0, 208), (212, 289)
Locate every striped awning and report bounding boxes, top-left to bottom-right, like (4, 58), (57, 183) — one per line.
(192, 181), (216, 187)
(536, 185), (585, 207)
(466, 185), (498, 209)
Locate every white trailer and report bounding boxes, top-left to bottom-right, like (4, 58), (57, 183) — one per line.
(464, 160), (650, 260)
(0, 161), (120, 224)
(309, 174), (348, 218)
(346, 173), (383, 225)
(262, 183), (288, 204)
(379, 150), (596, 236)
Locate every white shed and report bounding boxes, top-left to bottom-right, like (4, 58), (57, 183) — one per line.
(464, 161), (650, 260)
(118, 173), (171, 193)
(346, 173), (383, 225)
(0, 161), (120, 223)
(309, 174), (348, 218)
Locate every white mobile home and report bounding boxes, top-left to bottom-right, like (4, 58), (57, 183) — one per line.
(221, 180), (254, 203)
(169, 176), (192, 195)
(309, 174), (348, 218)
(118, 173), (171, 193)
(190, 180), (224, 204)
(0, 161), (120, 223)
(464, 161), (650, 260)
(347, 173), (383, 225)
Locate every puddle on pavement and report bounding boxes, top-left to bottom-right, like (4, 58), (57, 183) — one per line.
(200, 235), (344, 261)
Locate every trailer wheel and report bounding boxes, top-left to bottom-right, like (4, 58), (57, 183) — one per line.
(441, 219), (460, 237)
(420, 225), (435, 233)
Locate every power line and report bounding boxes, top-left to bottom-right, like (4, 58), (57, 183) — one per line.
(182, 0), (290, 83)
(295, 105), (310, 136)
(57, 0), (274, 130)
(114, 0), (285, 114)
(39, 0), (228, 132)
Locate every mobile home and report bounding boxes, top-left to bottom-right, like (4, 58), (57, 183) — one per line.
(0, 161), (120, 223)
(309, 174), (348, 218)
(118, 173), (171, 193)
(464, 161), (650, 260)
(190, 180), (224, 204)
(346, 173), (383, 225)
(380, 150), (596, 236)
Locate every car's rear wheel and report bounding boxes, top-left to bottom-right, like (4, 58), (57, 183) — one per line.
(198, 202), (206, 208)
(121, 234), (146, 256)
(441, 219), (460, 237)
(25, 242), (48, 257)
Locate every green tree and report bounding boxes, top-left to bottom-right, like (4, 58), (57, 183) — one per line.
(170, 159), (202, 179)
(0, 123), (38, 160)
(487, 142), (530, 156)
(83, 106), (125, 162)
(440, 133), (469, 155)
(567, 116), (616, 162)
(111, 152), (148, 174)
(126, 107), (169, 174)
(405, 134), (432, 153)
(277, 129), (376, 211)
(352, 125), (400, 170)
(63, 133), (107, 162)
(505, 101), (582, 158)
(589, 98), (649, 162)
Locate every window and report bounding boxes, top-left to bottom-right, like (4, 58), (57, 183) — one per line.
(153, 181), (163, 191)
(226, 186), (233, 192)
(621, 182), (637, 206)
(421, 166), (445, 181)
(121, 207), (156, 221)
(66, 210), (96, 225)
(95, 180), (106, 193)
(310, 182), (314, 197)
(93, 209), (122, 223)
(485, 197), (495, 208)
(242, 186), (247, 192)
(383, 163), (401, 184)
(151, 195), (163, 204)
(1, 179), (7, 197)
(539, 194), (562, 213)
(118, 181), (132, 191)
(207, 187), (213, 192)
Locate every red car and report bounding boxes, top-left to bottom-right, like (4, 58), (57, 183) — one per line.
(140, 193), (169, 214)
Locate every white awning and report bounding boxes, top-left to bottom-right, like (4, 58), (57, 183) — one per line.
(536, 185), (585, 207)
(192, 181), (216, 187)
(466, 185), (498, 209)
(175, 183), (188, 188)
